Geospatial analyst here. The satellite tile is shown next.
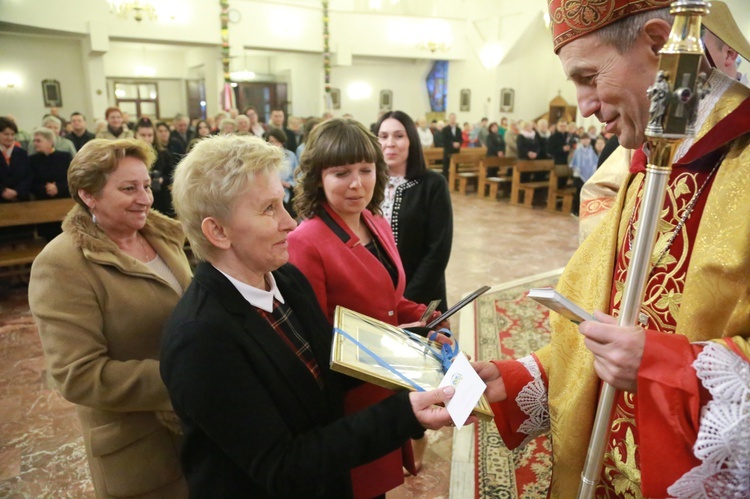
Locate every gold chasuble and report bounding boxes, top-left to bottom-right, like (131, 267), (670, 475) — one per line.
(541, 75), (750, 496)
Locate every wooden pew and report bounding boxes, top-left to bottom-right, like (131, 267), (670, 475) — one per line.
(422, 147), (443, 172)
(478, 157), (516, 200)
(448, 148), (487, 194)
(0, 198), (76, 277)
(547, 164), (577, 214)
(510, 160), (554, 208)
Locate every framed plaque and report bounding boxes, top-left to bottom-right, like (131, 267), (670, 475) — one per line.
(331, 306), (494, 420)
(379, 89), (392, 111)
(42, 79), (62, 107)
(460, 88), (471, 112)
(500, 88), (514, 113)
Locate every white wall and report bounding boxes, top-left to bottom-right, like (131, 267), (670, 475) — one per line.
(0, 33), (90, 131)
(330, 58), (433, 124)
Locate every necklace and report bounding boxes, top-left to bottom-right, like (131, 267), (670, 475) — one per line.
(138, 234), (150, 262)
(626, 160), (721, 271)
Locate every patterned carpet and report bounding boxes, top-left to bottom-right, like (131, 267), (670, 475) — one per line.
(473, 271), (560, 498)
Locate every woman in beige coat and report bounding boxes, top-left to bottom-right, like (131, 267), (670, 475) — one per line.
(29, 138), (191, 498)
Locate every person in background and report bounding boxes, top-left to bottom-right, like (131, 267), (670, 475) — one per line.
(461, 122), (472, 148)
(548, 119), (572, 166)
(516, 120), (540, 160)
(289, 118), (449, 499)
(155, 121), (172, 150)
(161, 133), (456, 498)
(5, 115), (31, 150)
(477, 117), (490, 147)
(121, 112), (136, 132)
(30, 127), (72, 240)
(376, 110), (453, 314)
(440, 113), (462, 178)
(416, 117), (434, 148)
(219, 118), (237, 135)
(376, 112), (454, 472)
(168, 114), (193, 158)
(243, 107), (266, 138)
(486, 122), (506, 158)
(569, 134), (598, 217)
(30, 127), (71, 200)
(0, 116), (32, 203)
(498, 117), (509, 138)
(30, 115), (77, 157)
(504, 120), (519, 158)
(135, 120), (176, 217)
(265, 127), (298, 218)
(29, 138), (191, 499)
(96, 107), (135, 140)
(212, 112), (227, 134)
(432, 120), (445, 148)
(188, 120), (211, 152)
(67, 112), (95, 152)
(268, 108), (297, 152)
(594, 136), (607, 156)
(536, 119), (551, 159)
(295, 117), (320, 161)
(235, 115), (251, 136)
(288, 115), (303, 145)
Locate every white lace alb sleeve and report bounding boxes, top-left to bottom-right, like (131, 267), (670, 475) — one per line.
(667, 342), (750, 498)
(515, 354), (550, 446)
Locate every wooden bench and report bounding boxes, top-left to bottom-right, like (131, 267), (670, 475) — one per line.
(478, 157), (516, 200)
(547, 165), (577, 214)
(0, 198), (76, 277)
(448, 148), (487, 194)
(510, 160), (554, 208)
(422, 147), (443, 172)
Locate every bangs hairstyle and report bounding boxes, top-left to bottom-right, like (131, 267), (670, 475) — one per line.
(294, 118), (388, 219)
(68, 138), (155, 209)
(375, 110), (426, 180)
(171, 134), (284, 261)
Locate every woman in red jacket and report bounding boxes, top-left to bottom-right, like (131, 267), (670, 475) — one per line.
(288, 118), (446, 499)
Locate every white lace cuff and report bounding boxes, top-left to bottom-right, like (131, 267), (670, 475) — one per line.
(515, 355), (550, 446)
(667, 342), (750, 498)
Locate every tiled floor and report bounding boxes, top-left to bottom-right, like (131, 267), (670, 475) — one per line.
(0, 192), (580, 498)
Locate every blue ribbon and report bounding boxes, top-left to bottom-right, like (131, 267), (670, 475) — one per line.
(333, 327), (460, 391)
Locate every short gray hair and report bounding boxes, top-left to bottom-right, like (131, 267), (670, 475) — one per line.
(171, 134), (284, 261)
(33, 126), (55, 144)
(595, 8), (673, 53)
(42, 115), (62, 129)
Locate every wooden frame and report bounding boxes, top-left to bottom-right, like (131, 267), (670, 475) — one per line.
(42, 79), (62, 107)
(500, 88), (514, 113)
(460, 88), (471, 112)
(379, 89), (392, 111)
(330, 88), (341, 109)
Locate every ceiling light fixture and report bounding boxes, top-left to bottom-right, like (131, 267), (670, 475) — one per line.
(108, 0), (158, 22)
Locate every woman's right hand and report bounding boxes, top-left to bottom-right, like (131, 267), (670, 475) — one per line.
(409, 386), (467, 430)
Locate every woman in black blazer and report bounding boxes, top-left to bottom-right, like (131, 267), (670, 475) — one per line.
(161, 134), (456, 499)
(376, 111), (453, 314)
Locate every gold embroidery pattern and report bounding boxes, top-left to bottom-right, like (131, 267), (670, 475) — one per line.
(613, 170), (703, 332)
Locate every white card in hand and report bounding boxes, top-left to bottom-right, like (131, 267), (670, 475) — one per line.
(438, 351), (486, 429)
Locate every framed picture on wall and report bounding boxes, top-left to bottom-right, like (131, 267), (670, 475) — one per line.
(460, 89), (471, 112)
(330, 88), (341, 109)
(42, 79), (62, 107)
(379, 90), (393, 111)
(500, 88), (514, 113)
